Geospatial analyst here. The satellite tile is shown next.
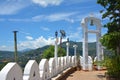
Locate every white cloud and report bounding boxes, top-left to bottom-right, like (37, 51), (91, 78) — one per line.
(20, 31), (31, 35)
(46, 12), (77, 22)
(31, 12), (77, 22)
(17, 36), (68, 51)
(41, 27), (50, 31)
(26, 36), (33, 40)
(32, 0), (63, 7)
(63, 0), (93, 5)
(0, 18), (5, 21)
(65, 18), (74, 23)
(32, 15), (45, 22)
(7, 12), (77, 23)
(18, 36), (55, 50)
(67, 26), (82, 42)
(8, 18), (31, 22)
(0, 45), (14, 51)
(1, 45), (6, 48)
(0, 0), (29, 15)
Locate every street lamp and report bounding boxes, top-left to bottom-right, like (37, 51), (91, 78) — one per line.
(54, 31), (58, 74)
(55, 31), (58, 38)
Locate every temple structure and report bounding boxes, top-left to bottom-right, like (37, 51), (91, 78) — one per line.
(81, 14), (102, 70)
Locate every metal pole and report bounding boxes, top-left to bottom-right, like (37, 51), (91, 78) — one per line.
(13, 31), (18, 62)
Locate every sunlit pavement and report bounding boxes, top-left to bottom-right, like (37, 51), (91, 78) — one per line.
(64, 70), (106, 80)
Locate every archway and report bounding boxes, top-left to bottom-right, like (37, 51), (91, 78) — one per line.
(81, 14), (102, 70)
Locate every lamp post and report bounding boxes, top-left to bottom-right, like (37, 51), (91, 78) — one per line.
(54, 31), (58, 73)
(13, 31), (18, 62)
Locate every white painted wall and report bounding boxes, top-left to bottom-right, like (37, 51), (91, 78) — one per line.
(0, 56), (76, 80)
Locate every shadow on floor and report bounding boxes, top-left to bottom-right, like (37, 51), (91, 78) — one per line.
(61, 70), (77, 80)
(97, 74), (105, 79)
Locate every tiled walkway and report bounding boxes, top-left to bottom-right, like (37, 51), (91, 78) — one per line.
(64, 70), (106, 80)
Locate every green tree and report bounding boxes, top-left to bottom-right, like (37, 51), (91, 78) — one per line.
(97, 0), (120, 55)
(42, 45), (66, 59)
(97, 0), (120, 78)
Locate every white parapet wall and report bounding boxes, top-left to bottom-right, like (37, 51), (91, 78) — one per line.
(0, 56), (76, 80)
(23, 60), (40, 80)
(49, 58), (56, 77)
(0, 62), (23, 80)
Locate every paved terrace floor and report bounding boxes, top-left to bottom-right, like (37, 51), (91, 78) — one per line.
(63, 70), (106, 80)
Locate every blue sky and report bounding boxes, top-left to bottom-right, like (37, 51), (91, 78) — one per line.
(0, 0), (108, 51)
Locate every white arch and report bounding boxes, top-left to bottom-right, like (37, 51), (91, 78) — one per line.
(81, 15), (102, 70)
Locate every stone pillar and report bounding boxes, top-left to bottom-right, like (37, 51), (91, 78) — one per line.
(54, 40), (58, 73)
(54, 31), (58, 73)
(83, 25), (88, 70)
(101, 46), (105, 60)
(73, 44), (78, 66)
(66, 42), (69, 57)
(96, 25), (102, 70)
(66, 42), (70, 67)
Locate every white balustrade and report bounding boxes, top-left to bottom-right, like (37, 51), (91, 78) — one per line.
(0, 56), (94, 80)
(23, 60), (40, 80)
(88, 56), (93, 71)
(68, 56), (72, 67)
(49, 58), (56, 77)
(72, 56), (75, 67)
(61, 57), (65, 71)
(64, 56), (67, 69)
(80, 56), (83, 68)
(57, 57), (61, 73)
(39, 59), (49, 80)
(0, 62), (23, 80)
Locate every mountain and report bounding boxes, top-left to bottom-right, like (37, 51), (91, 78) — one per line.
(1, 41), (110, 70)
(61, 41), (96, 57)
(0, 51), (14, 60)
(20, 48), (33, 53)
(22, 41), (97, 58)
(0, 42), (97, 60)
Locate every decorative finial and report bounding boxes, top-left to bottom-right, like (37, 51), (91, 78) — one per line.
(89, 13), (94, 17)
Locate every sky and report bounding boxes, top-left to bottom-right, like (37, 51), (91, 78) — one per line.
(0, 0), (108, 51)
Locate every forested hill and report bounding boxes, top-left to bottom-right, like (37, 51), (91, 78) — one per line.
(0, 41), (97, 61)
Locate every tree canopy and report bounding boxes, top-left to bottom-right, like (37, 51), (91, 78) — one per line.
(42, 45), (66, 59)
(97, 0), (120, 55)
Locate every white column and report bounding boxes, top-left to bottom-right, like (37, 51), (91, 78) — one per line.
(66, 42), (69, 57)
(73, 44), (77, 56)
(54, 39), (58, 73)
(73, 44), (77, 66)
(96, 25), (102, 70)
(83, 25), (88, 70)
(101, 46), (104, 60)
(66, 42), (70, 67)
